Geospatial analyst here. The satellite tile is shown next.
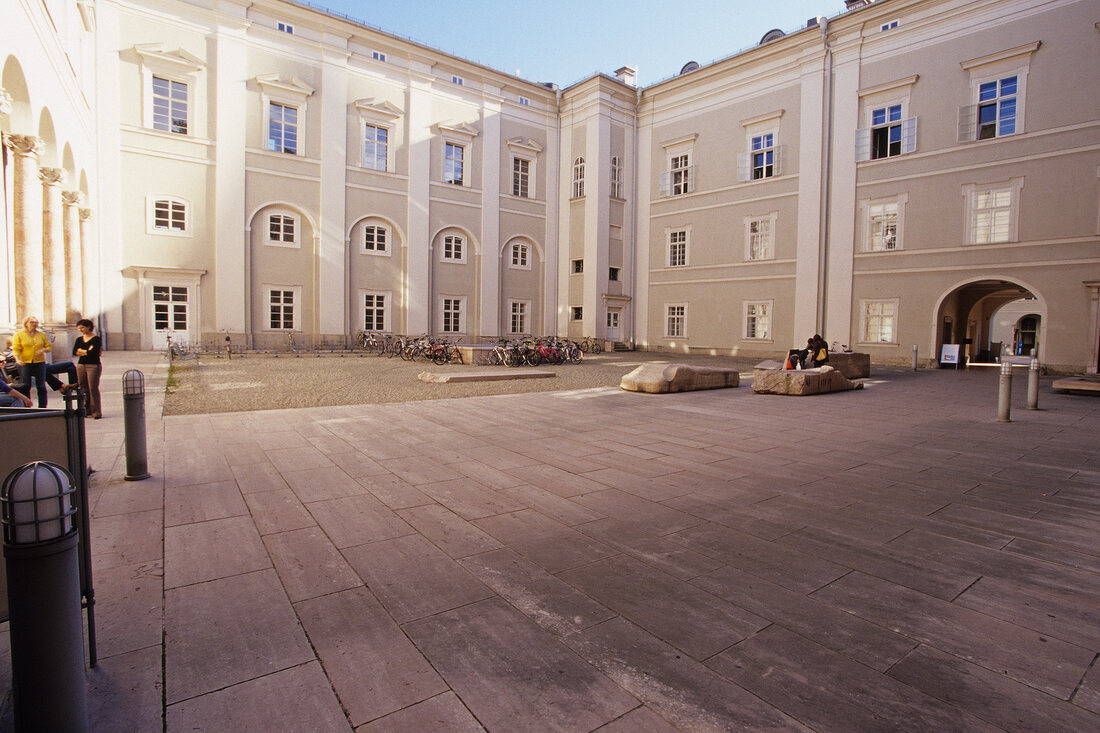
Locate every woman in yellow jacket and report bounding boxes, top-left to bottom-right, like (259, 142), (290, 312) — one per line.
(12, 316), (51, 407)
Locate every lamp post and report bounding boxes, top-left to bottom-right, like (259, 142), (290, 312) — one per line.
(2, 461), (88, 733)
(123, 370), (151, 481)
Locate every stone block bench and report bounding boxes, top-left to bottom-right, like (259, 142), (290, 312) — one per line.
(752, 361), (864, 396)
(620, 363), (740, 393)
(418, 370), (554, 383)
(827, 352), (871, 379)
(1052, 376), (1100, 394)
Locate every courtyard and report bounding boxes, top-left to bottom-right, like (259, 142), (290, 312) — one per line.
(1, 351), (1098, 731)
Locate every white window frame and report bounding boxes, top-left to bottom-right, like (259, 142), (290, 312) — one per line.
(509, 242), (531, 270)
(608, 267), (620, 282)
(147, 196), (190, 236)
(508, 299), (531, 335)
(519, 96), (530, 106)
(440, 296), (466, 335)
(151, 75), (189, 135)
(277, 22), (294, 34)
(738, 111), (783, 182)
(659, 134), (697, 197)
(361, 223), (390, 256)
(451, 75), (464, 86)
(266, 212), (299, 248)
(958, 42), (1039, 144)
(611, 156), (624, 199)
(744, 212), (778, 261)
(444, 142), (465, 186)
(667, 227), (690, 268)
(135, 44), (205, 137)
(572, 157), (585, 198)
(664, 303), (687, 338)
(441, 233), (467, 263)
(743, 300), (773, 341)
(856, 76), (918, 163)
(372, 51), (386, 62)
(571, 259), (584, 274)
(571, 306), (583, 321)
(257, 75), (313, 158)
(881, 20), (899, 31)
(505, 137), (542, 200)
(859, 298), (899, 345)
(354, 99), (402, 173)
(512, 156), (531, 198)
(265, 285), (302, 331)
(963, 178), (1024, 245)
(360, 290), (391, 333)
(362, 123), (390, 172)
(860, 194), (908, 252)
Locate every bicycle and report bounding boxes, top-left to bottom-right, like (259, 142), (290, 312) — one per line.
(579, 336), (603, 354)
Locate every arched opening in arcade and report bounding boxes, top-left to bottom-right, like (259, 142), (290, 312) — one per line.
(934, 278), (1046, 367)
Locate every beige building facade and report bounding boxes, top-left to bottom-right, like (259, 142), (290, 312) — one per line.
(3, 0), (1099, 372)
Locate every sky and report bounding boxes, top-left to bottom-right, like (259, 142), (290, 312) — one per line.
(297, 0), (850, 88)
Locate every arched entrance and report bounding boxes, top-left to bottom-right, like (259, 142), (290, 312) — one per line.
(933, 278), (1046, 366)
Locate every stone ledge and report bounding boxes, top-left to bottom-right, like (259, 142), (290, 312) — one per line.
(828, 352), (871, 379)
(620, 363), (740, 393)
(418, 370), (555, 383)
(752, 363), (864, 396)
(1052, 377), (1100, 394)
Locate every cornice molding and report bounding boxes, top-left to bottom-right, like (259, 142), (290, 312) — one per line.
(858, 75), (919, 98)
(506, 137), (543, 154)
(255, 74), (315, 98)
(434, 121), (480, 140)
(135, 44), (206, 73)
(960, 41), (1041, 71)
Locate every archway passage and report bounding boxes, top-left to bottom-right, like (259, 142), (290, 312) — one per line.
(935, 279), (1044, 366)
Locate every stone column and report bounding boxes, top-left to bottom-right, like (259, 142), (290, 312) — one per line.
(40, 167), (67, 325)
(63, 191), (83, 323)
(3, 134), (44, 320)
(79, 208), (93, 318)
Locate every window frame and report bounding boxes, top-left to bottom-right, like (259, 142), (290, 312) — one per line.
(512, 156), (531, 198)
(572, 157), (585, 198)
(266, 212), (299, 248)
(610, 156), (624, 199)
(856, 75), (918, 162)
(362, 123), (390, 172)
(151, 75), (189, 135)
(608, 267), (620, 282)
(257, 75), (313, 158)
(265, 285), (302, 332)
(744, 212), (778, 262)
(135, 45), (205, 138)
(859, 298), (899, 345)
(860, 194), (908, 252)
(444, 141), (465, 186)
(267, 100), (300, 155)
(360, 290), (391, 333)
(571, 306), (583, 321)
(147, 196), (190, 236)
(507, 299), (531, 335)
(963, 179), (1024, 245)
(958, 42), (1038, 144)
(664, 303), (687, 339)
(440, 296), (466, 335)
(743, 300), (773, 341)
(441, 233), (467, 264)
(362, 223), (390, 256)
(571, 259), (584, 274)
(667, 227), (689, 268)
(508, 242), (531, 270)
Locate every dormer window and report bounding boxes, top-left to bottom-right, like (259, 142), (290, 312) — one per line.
(277, 22), (293, 34)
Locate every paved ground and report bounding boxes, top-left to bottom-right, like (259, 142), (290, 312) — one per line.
(1, 352), (1099, 731)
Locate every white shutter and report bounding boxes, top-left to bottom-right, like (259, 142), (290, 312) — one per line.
(686, 165), (695, 193)
(771, 145), (781, 176)
(901, 117), (918, 154)
(855, 127), (871, 162)
(659, 171), (670, 197)
(737, 153), (750, 182)
(958, 104), (976, 143)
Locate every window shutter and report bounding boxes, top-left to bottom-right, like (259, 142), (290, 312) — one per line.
(737, 153), (750, 182)
(855, 127), (871, 162)
(659, 171), (670, 197)
(686, 166), (695, 193)
(771, 145), (781, 176)
(901, 117), (918, 154)
(958, 104), (976, 143)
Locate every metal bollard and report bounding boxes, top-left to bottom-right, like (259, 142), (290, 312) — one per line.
(123, 369), (151, 481)
(1027, 356), (1040, 410)
(2, 462), (89, 733)
(912, 344), (918, 371)
(997, 361), (1013, 423)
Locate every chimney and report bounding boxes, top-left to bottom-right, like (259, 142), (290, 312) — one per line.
(614, 66), (637, 87)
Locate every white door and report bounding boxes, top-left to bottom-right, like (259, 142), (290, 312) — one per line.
(152, 285), (190, 349)
(606, 310), (621, 341)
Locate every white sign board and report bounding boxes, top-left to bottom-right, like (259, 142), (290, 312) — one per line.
(940, 343), (960, 365)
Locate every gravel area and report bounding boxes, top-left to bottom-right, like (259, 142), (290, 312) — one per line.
(162, 350), (764, 415)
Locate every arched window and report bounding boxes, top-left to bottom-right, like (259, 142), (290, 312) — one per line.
(510, 242), (529, 269)
(572, 157), (585, 198)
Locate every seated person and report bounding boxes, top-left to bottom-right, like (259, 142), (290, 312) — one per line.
(0, 380), (33, 408)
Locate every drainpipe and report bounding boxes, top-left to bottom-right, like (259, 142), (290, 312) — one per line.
(630, 85), (641, 348)
(818, 16), (833, 336)
(555, 87), (562, 336)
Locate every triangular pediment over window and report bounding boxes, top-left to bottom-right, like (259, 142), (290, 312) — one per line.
(255, 74), (315, 99)
(506, 137), (543, 154)
(354, 98), (403, 120)
(134, 44), (205, 72)
(434, 121), (480, 141)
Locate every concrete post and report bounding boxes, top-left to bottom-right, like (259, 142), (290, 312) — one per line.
(1027, 357), (1039, 410)
(997, 361), (1012, 423)
(911, 344), (918, 371)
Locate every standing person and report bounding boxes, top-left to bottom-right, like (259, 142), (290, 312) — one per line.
(73, 318), (103, 419)
(11, 316), (51, 407)
(811, 334), (830, 367)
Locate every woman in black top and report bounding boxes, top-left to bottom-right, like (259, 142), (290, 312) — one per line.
(73, 318), (103, 418)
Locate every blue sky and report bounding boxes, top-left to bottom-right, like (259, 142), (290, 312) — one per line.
(300, 0), (849, 87)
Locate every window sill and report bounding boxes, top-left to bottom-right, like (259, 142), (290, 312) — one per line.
(361, 249), (392, 257)
(148, 229), (191, 238)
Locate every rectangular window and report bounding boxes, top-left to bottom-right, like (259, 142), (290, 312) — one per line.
(153, 286), (189, 331)
(364, 225), (387, 252)
(744, 302), (770, 340)
(670, 154), (691, 195)
(268, 102), (298, 154)
(572, 306), (583, 321)
(868, 202), (899, 251)
(511, 243), (528, 268)
(443, 235), (463, 261)
(519, 96), (530, 106)
(978, 76), (1017, 140)
(572, 259), (584, 274)
(972, 188), (1013, 243)
(277, 22), (293, 34)
(444, 142), (464, 185)
(572, 158), (585, 198)
(666, 305), (685, 338)
(152, 76), (188, 134)
(442, 298), (462, 333)
(747, 218), (772, 261)
(668, 230), (687, 267)
(452, 75), (464, 86)
(512, 158), (530, 198)
(509, 301), (529, 334)
(363, 293), (386, 331)
(861, 300), (896, 343)
(871, 105), (902, 159)
(881, 20), (899, 31)
(268, 214), (295, 244)
(611, 156), (624, 199)
(269, 289), (296, 330)
(751, 133), (775, 179)
(372, 51), (386, 62)
(153, 200), (187, 231)
(363, 125), (388, 171)
(609, 267), (620, 281)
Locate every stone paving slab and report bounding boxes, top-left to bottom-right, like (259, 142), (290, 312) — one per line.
(4, 353), (1100, 731)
